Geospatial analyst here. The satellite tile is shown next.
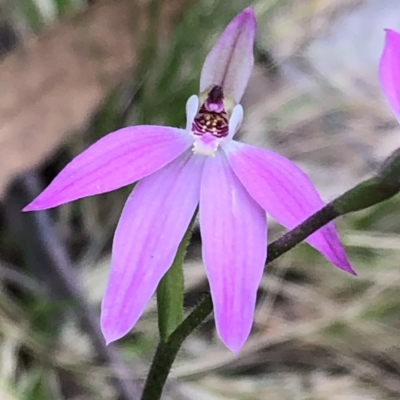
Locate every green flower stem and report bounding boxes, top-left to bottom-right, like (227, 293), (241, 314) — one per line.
(156, 256), (184, 342)
(141, 171), (400, 400)
(141, 296), (213, 400)
(157, 213), (197, 341)
(333, 177), (400, 214)
(266, 203), (339, 264)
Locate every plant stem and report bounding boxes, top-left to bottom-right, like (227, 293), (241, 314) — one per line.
(266, 204), (339, 263)
(140, 205), (339, 400)
(140, 173), (400, 400)
(141, 296), (213, 399)
(157, 212), (197, 341)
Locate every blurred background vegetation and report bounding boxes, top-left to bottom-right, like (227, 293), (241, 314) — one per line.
(1, 0), (400, 399)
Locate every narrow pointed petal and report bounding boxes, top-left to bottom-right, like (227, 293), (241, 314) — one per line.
(185, 95), (199, 131)
(23, 126), (193, 211)
(224, 104), (243, 142)
(101, 150), (204, 343)
(225, 142), (354, 274)
(200, 7), (256, 104)
(379, 29), (400, 121)
(200, 152), (266, 353)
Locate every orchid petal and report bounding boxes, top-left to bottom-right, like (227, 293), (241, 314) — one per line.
(379, 29), (400, 121)
(227, 104), (244, 140)
(200, 152), (266, 353)
(200, 7), (256, 104)
(185, 95), (199, 131)
(23, 126), (193, 211)
(101, 149), (204, 343)
(225, 142), (354, 274)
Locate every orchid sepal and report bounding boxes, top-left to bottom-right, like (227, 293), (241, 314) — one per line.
(200, 7), (256, 105)
(379, 29), (400, 121)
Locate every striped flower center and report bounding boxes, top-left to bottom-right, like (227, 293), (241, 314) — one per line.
(192, 85), (229, 139)
(192, 106), (229, 138)
(191, 85), (231, 157)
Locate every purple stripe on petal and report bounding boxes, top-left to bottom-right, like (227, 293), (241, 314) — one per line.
(200, 7), (256, 104)
(23, 126), (193, 211)
(101, 149), (204, 344)
(225, 142), (354, 274)
(200, 151), (266, 353)
(379, 29), (400, 122)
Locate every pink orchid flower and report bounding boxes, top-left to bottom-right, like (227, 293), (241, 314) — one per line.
(24, 7), (353, 353)
(380, 29), (400, 120)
